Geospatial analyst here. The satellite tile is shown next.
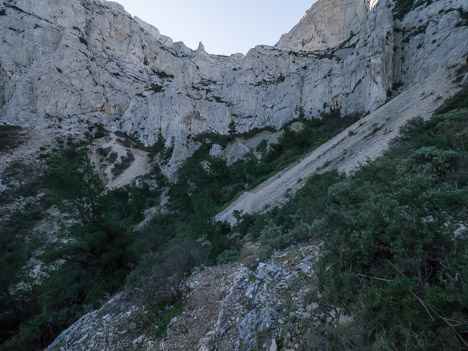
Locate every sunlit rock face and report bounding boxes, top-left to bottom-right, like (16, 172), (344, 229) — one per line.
(0, 0), (467, 175)
(277, 0), (375, 51)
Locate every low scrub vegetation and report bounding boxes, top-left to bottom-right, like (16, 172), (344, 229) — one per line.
(2, 85), (466, 350)
(237, 88), (468, 350)
(111, 150), (135, 177)
(0, 125), (22, 152)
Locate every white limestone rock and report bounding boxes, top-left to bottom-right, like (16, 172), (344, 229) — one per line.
(277, 0), (376, 51)
(0, 0), (467, 178)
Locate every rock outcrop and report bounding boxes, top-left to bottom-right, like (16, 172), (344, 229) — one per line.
(201, 245), (321, 351)
(277, 0), (379, 51)
(1, 0), (467, 176)
(43, 243), (339, 351)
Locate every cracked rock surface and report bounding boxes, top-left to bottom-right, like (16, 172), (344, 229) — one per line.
(1, 0), (466, 177)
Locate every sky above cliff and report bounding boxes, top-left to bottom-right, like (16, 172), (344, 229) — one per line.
(111, 0), (315, 55)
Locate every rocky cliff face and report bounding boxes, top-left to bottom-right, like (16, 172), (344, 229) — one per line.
(1, 0), (467, 175)
(277, 0), (379, 51)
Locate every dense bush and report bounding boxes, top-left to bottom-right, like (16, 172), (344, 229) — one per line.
(0, 125), (22, 152)
(1, 148), (138, 350)
(316, 112), (468, 350)
(128, 239), (208, 307)
(0, 161), (47, 346)
(44, 148), (106, 225)
(242, 89), (468, 349)
(111, 150), (135, 177)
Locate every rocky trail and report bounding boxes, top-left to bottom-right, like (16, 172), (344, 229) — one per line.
(159, 263), (248, 351)
(45, 242), (327, 351)
(44, 244), (258, 351)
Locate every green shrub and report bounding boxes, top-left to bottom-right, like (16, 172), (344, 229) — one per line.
(44, 148), (106, 224)
(244, 90), (468, 349)
(127, 239), (208, 307)
(216, 250), (239, 264)
(435, 86), (468, 114)
(402, 146), (458, 176)
(96, 146), (111, 158)
(0, 125), (22, 152)
(92, 123), (106, 138)
(111, 150), (135, 177)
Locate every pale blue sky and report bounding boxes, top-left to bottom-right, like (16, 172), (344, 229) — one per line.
(111, 0), (315, 55)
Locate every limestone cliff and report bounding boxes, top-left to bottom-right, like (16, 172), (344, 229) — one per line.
(2, 0), (465, 350)
(1, 0), (467, 176)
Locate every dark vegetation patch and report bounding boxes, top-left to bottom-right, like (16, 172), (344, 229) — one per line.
(4, 4), (26, 14)
(434, 85), (468, 114)
(393, 0), (433, 21)
(0, 161), (44, 206)
(454, 56), (468, 83)
(400, 23), (429, 43)
(192, 132), (232, 149)
(288, 48), (339, 61)
(338, 31), (357, 49)
(113, 131), (153, 152)
(96, 146), (111, 158)
(0, 147), (156, 350)
(150, 83), (163, 93)
(111, 150), (135, 178)
(314, 50), (341, 61)
(0, 160), (49, 348)
(239, 126), (278, 139)
(116, 137), (132, 148)
(254, 74), (286, 86)
(152, 69), (174, 80)
(351, 78), (362, 94)
(106, 151), (118, 164)
(456, 7), (468, 27)
(235, 86), (468, 350)
(88, 123), (106, 138)
(0, 125), (23, 152)
(213, 95), (227, 103)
